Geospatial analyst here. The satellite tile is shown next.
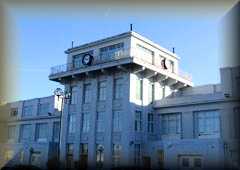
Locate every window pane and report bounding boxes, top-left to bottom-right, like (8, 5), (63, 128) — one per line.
(113, 111), (121, 132)
(20, 124), (32, 142)
(36, 123), (48, 142)
(84, 84), (91, 103)
(38, 103), (50, 116)
(22, 106), (33, 117)
(98, 81), (107, 101)
(82, 113), (89, 132)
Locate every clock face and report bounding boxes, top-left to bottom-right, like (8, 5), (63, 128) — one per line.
(82, 54), (93, 65)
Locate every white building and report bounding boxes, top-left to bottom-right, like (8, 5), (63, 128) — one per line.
(0, 31), (239, 170)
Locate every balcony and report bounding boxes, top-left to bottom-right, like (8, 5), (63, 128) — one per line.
(49, 48), (193, 88)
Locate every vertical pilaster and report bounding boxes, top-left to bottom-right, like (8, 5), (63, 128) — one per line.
(103, 73), (113, 168)
(73, 82), (83, 162)
(60, 85), (70, 167)
(88, 77), (97, 169)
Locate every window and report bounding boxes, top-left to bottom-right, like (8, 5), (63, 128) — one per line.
(114, 78), (123, 99)
(161, 113), (181, 135)
(10, 108), (18, 117)
(20, 124), (32, 142)
(148, 82), (154, 103)
(100, 43), (124, 61)
(19, 150), (24, 163)
(36, 123), (48, 142)
(8, 125), (16, 141)
(4, 150), (14, 161)
(70, 86), (78, 104)
(169, 60), (174, 73)
(80, 143), (88, 169)
(38, 103), (49, 116)
(135, 111), (142, 132)
(66, 144), (74, 169)
(98, 81), (107, 101)
(113, 111), (121, 132)
(96, 112), (104, 132)
(112, 144), (121, 167)
(96, 144), (104, 168)
(73, 50), (93, 69)
(80, 143), (88, 155)
(53, 122), (60, 142)
(83, 84), (91, 104)
(136, 77), (143, 101)
(134, 144), (141, 166)
(68, 114), (76, 136)
(148, 113), (154, 133)
(195, 110), (220, 137)
(22, 105), (33, 117)
(82, 113), (90, 132)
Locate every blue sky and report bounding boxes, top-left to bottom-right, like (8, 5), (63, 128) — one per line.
(8, 7), (223, 101)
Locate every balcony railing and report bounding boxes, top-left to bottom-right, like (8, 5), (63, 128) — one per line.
(50, 49), (130, 75)
(50, 48), (192, 82)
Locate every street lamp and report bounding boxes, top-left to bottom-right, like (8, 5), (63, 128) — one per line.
(54, 88), (71, 162)
(97, 145), (104, 169)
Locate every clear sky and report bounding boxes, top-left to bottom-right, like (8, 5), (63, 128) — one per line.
(6, 5), (228, 101)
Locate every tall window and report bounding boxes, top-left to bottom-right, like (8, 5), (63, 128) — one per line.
(83, 84), (91, 104)
(169, 60), (174, 73)
(20, 124), (32, 142)
(35, 123), (48, 142)
(195, 110), (220, 138)
(112, 144), (121, 167)
(70, 86), (78, 104)
(135, 111), (142, 132)
(113, 111), (121, 132)
(96, 112), (104, 132)
(148, 113), (154, 133)
(53, 122), (60, 142)
(161, 113), (181, 135)
(98, 81), (107, 101)
(8, 125), (16, 142)
(114, 78), (123, 99)
(134, 144), (141, 166)
(10, 108), (18, 117)
(38, 103), (49, 116)
(68, 114), (76, 136)
(22, 105), (33, 117)
(66, 144), (74, 169)
(82, 113), (90, 132)
(80, 143), (88, 169)
(99, 42), (124, 61)
(136, 77), (143, 101)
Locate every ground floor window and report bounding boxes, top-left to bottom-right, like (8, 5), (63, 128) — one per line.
(112, 144), (121, 167)
(178, 155), (203, 169)
(134, 144), (141, 166)
(80, 143), (88, 170)
(30, 152), (41, 167)
(66, 144), (74, 169)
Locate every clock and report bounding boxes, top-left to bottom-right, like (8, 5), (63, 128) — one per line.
(82, 53), (93, 66)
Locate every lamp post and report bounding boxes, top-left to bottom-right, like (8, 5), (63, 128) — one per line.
(54, 88), (71, 162)
(97, 145), (104, 169)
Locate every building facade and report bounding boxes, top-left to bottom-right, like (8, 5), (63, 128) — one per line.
(0, 31), (239, 170)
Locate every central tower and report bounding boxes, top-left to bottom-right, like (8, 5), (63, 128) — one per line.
(49, 31), (192, 169)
